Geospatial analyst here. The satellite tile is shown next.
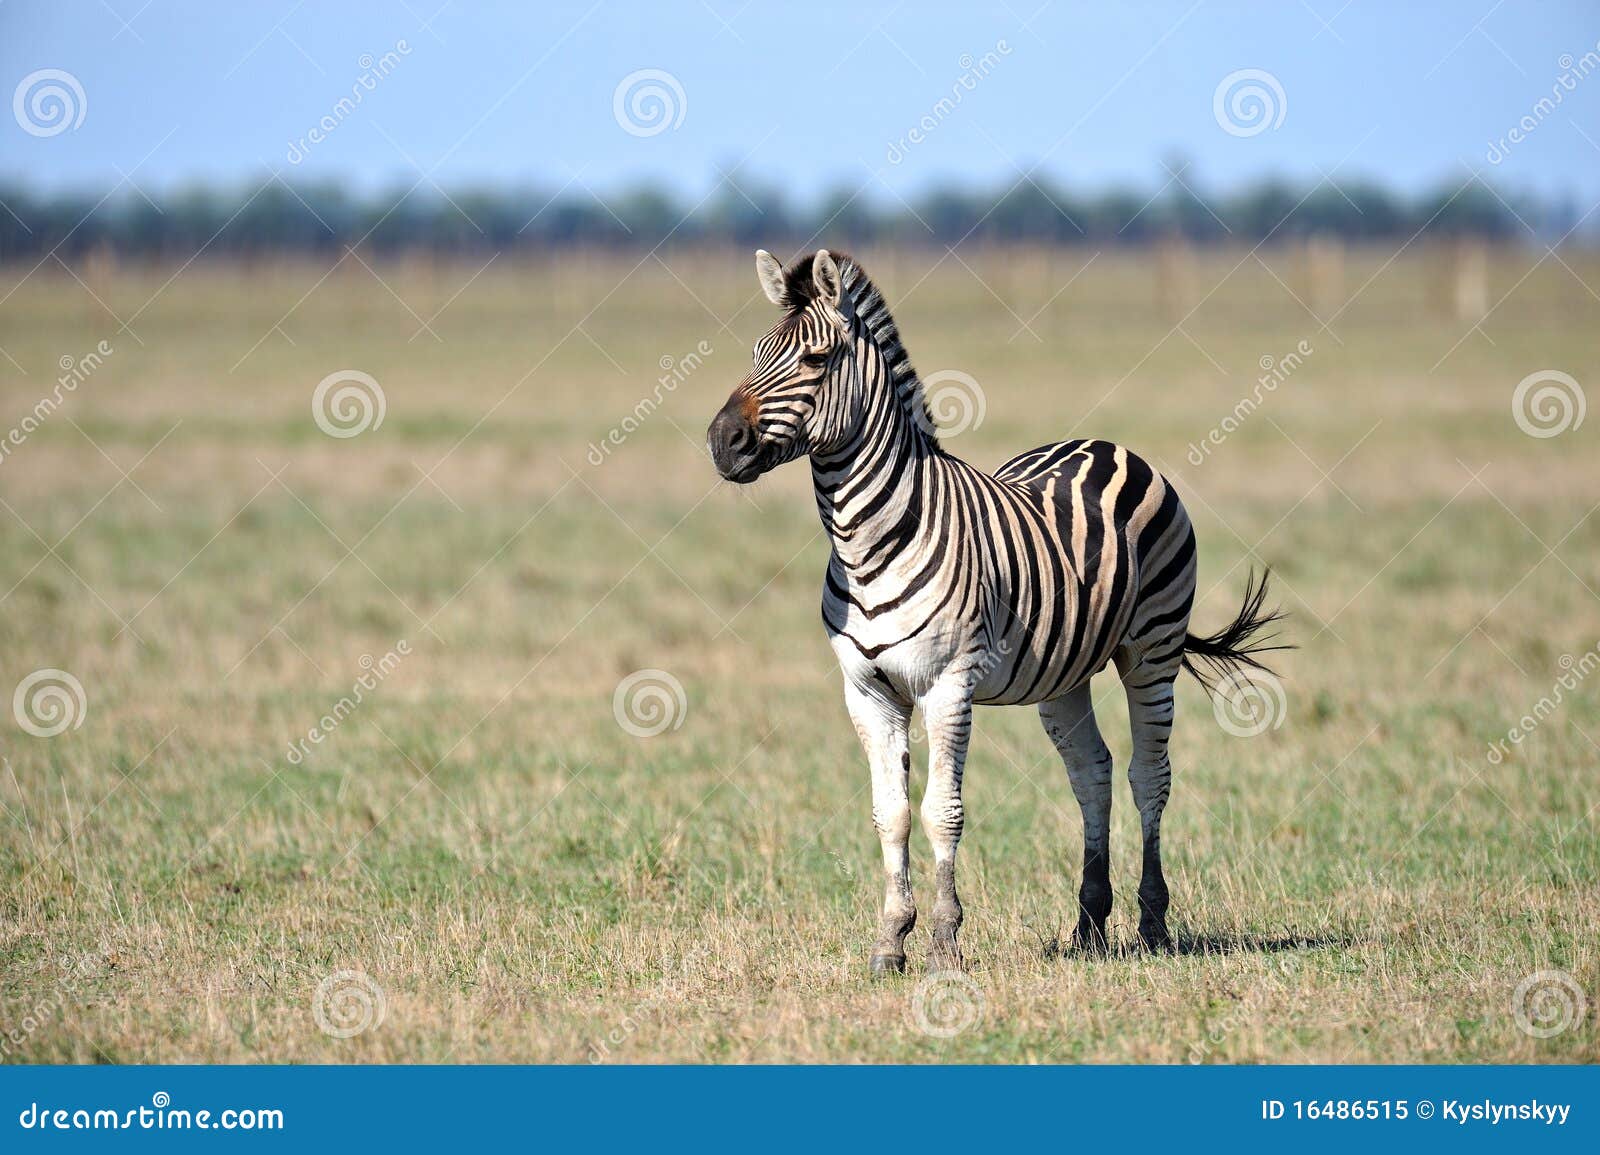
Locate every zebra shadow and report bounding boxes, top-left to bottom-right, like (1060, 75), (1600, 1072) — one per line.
(1165, 931), (1355, 957)
(1041, 930), (1355, 960)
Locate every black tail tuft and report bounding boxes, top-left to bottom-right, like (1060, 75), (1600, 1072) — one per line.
(1181, 567), (1293, 694)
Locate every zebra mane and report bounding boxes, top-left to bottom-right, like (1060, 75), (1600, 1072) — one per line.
(781, 252), (938, 446)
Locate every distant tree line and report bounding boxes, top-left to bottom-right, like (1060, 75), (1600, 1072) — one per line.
(0, 172), (1584, 262)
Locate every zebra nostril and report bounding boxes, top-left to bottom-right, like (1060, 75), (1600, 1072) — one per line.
(707, 405), (759, 474)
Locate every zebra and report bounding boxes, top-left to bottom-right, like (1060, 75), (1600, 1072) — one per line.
(706, 248), (1285, 973)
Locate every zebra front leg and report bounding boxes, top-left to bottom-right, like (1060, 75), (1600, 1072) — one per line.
(1125, 672), (1177, 950)
(1039, 685), (1114, 952)
(919, 677), (973, 972)
(844, 680), (916, 976)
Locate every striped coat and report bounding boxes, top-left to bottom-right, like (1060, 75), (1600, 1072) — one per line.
(708, 248), (1283, 970)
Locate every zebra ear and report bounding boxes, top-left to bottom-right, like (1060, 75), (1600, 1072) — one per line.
(812, 249), (842, 308)
(755, 249), (788, 307)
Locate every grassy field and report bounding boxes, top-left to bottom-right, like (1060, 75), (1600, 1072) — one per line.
(1, 243), (1597, 1063)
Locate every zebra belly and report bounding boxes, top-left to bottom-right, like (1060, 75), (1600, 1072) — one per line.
(970, 580), (1134, 706)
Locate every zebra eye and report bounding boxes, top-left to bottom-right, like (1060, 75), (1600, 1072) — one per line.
(799, 350), (829, 369)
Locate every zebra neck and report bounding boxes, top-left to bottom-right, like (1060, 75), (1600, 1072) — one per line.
(836, 261), (935, 445)
(812, 262), (948, 575)
(810, 392), (944, 575)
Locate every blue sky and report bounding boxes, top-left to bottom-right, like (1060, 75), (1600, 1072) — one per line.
(4, 1), (1599, 207)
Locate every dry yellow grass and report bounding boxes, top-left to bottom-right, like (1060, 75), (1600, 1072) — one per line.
(0, 245), (1596, 1062)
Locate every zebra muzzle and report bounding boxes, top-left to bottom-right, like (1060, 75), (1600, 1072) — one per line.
(706, 399), (765, 482)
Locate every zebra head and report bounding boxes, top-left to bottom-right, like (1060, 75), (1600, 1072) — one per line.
(706, 248), (851, 483)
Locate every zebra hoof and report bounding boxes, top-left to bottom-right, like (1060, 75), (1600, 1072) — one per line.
(1070, 926), (1110, 956)
(869, 952), (907, 976)
(1138, 924), (1173, 953)
(928, 940), (965, 973)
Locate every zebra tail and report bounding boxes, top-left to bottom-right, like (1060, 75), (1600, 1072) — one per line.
(1180, 567), (1293, 694)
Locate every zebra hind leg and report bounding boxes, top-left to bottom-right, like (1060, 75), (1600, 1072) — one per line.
(1038, 684), (1114, 953)
(1123, 664), (1179, 951)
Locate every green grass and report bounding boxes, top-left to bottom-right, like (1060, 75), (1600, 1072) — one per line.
(1, 245), (1597, 1062)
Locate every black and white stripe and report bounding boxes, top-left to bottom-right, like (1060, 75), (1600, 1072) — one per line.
(707, 248), (1285, 967)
